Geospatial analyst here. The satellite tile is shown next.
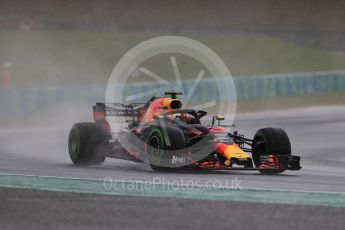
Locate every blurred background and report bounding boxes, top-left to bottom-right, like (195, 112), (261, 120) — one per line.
(1, 0), (345, 128)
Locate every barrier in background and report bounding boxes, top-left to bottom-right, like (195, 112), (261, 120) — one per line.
(235, 71), (345, 99)
(1, 71), (345, 117)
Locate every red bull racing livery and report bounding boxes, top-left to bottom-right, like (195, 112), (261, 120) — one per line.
(68, 92), (301, 174)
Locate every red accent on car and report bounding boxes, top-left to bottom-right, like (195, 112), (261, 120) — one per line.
(137, 108), (146, 123)
(208, 126), (225, 133)
(93, 111), (105, 121)
(190, 131), (203, 135)
(193, 160), (221, 169)
(215, 143), (228, 153)
(93, 109), (110, 132)
(259, 154), (280, 169)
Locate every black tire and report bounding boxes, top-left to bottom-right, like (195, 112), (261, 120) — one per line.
(68, 122), (108, 165)
(252, 127), (291, 174)
(147, 126), (185, 171)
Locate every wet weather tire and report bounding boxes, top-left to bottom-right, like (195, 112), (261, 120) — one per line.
(68, 122), (107, 165)
(252, 127), (291, 174)
(147, 127), (185, 171)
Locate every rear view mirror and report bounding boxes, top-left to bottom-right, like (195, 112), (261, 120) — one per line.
(215, 115), (225, 120)
(212, 115), (225, 126)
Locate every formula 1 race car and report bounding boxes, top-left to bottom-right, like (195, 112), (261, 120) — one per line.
(68, 92), (301, 174)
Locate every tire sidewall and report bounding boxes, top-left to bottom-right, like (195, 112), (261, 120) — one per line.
(147, 126), (186, 169)
(252, 127), (291, 174)
(68, 122), (108, 165)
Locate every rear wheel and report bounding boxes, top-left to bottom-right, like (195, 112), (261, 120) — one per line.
(68, 122), (108, 165)
(252, 127), (291, 174)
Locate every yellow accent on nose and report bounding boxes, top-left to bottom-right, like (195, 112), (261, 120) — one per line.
(223, 144), (250, 166)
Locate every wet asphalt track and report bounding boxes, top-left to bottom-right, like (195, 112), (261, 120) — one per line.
(1, 187), (345, 230)
(1, 105), (345, 229)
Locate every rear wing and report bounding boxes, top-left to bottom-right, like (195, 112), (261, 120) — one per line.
(93, 102), (146, 124)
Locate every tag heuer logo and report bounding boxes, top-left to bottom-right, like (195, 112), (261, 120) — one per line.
(171, 155), (186, 164)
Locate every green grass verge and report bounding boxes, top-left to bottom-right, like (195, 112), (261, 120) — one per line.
(1, 30), (345, 87)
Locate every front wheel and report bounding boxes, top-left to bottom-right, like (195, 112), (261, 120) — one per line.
(68, 122), (108, 165)
(252, 127), (291, 174)
(147, 127), (186, 171)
